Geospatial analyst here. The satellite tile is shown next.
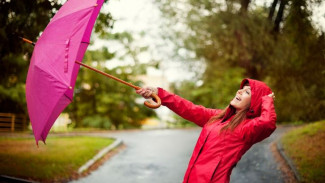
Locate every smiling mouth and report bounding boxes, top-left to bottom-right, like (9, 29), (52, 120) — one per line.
(236, 96), (241, 101)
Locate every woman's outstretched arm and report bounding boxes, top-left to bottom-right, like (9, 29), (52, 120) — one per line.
(137, 87), (222, 127)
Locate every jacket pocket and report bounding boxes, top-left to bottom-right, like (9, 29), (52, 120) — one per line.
(209, 156), (221, 182)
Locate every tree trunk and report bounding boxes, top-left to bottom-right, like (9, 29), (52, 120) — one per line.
(240, 0), (251, 13)
(92, 89), (97, 114)
(71, 100), (82, 127)
(268, 0), (279, 21)
(274, 0), (288, 32)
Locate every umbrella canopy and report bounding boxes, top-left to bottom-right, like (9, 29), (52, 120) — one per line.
(26, 0), (105, 145)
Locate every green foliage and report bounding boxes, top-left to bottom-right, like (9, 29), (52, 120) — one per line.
(67, 46), (156, 129)
(168, 66), (244, 126)
(173, 66), (245, 109)
(99, 31), (158, 74)
(157, 0), (325, 122)
(268, 0), (325, 121)
(0, 0), (62, 114)
(281, 120), (325, 183)
(0, 83), (26, 113)
(0, 0), (114, 115)
(82, 115), (112, 129)
(95, 11), (115, 36)
(0, 136), (114, 181)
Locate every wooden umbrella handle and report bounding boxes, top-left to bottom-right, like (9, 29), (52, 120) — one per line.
(143, 93), (161, 109)
(75, 61), (161, 109)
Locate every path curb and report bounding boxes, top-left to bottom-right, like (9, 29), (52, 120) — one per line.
(0, 175), (38, 183)
(78, 138), (123, 174)
(276, 140), (302, 182)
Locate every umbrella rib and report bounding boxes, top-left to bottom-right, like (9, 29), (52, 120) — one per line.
(34, 64), (70, 89)
(47, 6), (96, 28)
(64, 93), (73, 102)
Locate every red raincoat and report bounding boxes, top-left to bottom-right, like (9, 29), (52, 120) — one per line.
(157, 78), (276, 183)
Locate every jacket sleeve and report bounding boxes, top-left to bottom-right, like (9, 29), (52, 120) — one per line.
(157, 88), (222, 127)
(241, 96), (277, 144)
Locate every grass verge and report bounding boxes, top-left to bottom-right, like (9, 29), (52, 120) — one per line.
(281, 120), (325, 183)
(0, 136), (114, 182)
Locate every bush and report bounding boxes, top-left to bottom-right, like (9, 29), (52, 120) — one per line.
(82, 115), (112, 129)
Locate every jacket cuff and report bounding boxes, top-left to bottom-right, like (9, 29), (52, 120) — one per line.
(157, 87), (167, 105)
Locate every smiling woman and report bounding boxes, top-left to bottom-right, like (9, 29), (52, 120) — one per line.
(136, 78), (276, 183)
(230, 83), (251, 111)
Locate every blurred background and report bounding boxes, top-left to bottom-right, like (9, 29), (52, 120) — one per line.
(0, 0), (324, 132)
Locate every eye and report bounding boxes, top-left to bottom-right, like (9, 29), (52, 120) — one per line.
(246, 91), (250, 95)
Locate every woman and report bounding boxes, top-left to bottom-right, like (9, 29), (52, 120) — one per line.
(136, 78), (276, 183)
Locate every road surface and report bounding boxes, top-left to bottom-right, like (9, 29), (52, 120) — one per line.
(71, 127), (287, 183)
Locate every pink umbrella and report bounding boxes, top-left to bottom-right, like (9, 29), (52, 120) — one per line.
(25, 0), (161, 145)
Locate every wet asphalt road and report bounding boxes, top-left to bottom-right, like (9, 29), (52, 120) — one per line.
(71, 127), (288, 183)
(230, 127), (288, 183)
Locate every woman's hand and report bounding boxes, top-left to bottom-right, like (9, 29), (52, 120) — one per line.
(136, 87), (158, 99)
(267, 92), (275, 100)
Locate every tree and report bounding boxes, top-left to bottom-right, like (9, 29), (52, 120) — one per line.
(156, 0), (325, 122)
(0, 0), (113, 115)
(268, 0), (325, 121)
(67, 32), (157, 129)
(0, 0), (61, 114)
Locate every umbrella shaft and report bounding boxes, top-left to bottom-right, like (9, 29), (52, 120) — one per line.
(20, 37), (36, 46)
(75, 61), (140, 90)
(20, 38), (140, 90)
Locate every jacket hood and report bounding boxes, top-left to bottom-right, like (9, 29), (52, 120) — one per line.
(222, 78), (272, 121)
(240, 78), (272, 118)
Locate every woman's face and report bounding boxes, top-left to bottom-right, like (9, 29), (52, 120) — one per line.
(230, 85), (251, 111)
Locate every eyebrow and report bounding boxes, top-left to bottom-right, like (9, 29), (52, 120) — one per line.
(243, 87), (251, 92)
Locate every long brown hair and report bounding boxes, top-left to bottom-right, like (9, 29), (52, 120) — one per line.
(208, 105), (249, 132)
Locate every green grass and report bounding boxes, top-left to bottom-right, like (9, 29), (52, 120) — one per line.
(281, 120), (325, 183)
(0, 136), (114, 181)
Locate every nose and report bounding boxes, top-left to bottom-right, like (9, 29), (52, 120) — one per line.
(237, 89), (243, 95)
